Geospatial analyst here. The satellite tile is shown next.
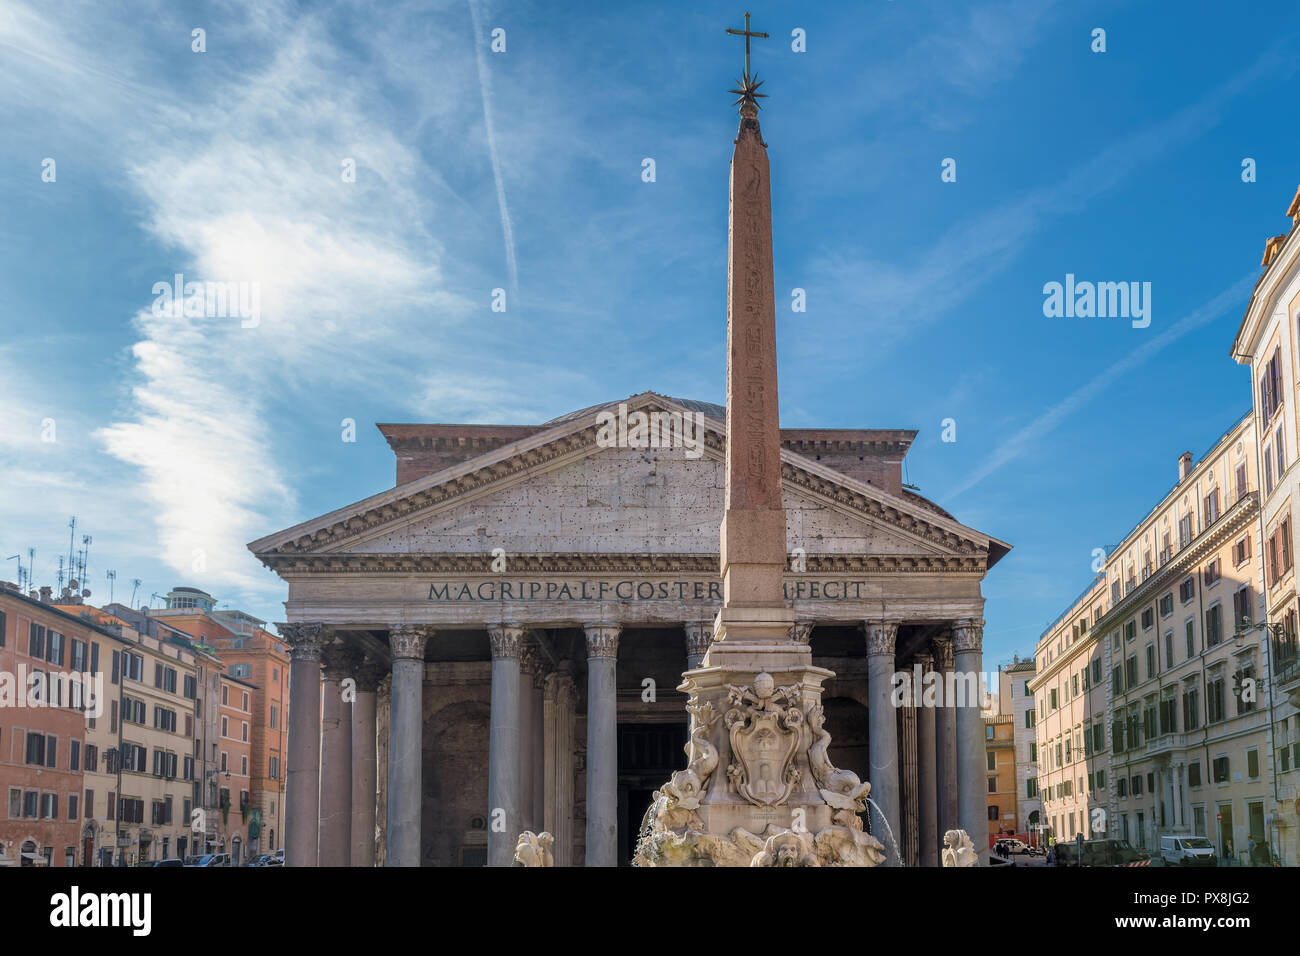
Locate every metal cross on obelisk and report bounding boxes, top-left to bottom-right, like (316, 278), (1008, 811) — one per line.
(725, 12), (769, 114)
(725, 11), (768, 74)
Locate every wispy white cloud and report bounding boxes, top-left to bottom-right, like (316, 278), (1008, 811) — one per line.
(944, 273), (1259, 500)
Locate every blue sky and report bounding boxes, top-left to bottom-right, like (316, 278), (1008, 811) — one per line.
(1, 0), (1297, 666)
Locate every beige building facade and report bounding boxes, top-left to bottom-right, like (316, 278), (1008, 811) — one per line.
(1231, 182), (1300, 865)
(1034, 412), (1290, 861)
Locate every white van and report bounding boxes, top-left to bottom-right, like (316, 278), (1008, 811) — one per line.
(1159, 835), (1217, 866)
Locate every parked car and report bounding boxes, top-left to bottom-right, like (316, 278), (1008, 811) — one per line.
(1160, 835), (1217, 866)
(995, 838), (1031, 855)
(184, 853), (231, 868)
(250, 854), (283, 867)
(1049, 838), (1150, 867)
(155, 858), (184, 868)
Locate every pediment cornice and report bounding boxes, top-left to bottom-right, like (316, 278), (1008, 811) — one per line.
(249, 393), (1002, 564)
(257, 551), (989, 575)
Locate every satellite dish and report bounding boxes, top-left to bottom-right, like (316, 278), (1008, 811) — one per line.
(68, 579), (79, 590)
(82, 588), (91, 598)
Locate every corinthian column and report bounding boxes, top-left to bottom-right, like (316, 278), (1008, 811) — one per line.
(281, 622), (326, 868)
(319, 643), (358, 867)
(584, 622), (620, 867)
(953, 618), (988, 865)
(914, 652), (939, 867)
(864, 620), (900, 865)
(684, 621), (713, 670)
(519, 642), (542, 833)
(486, 624), (524, 867)
(900, 682), (919, 868)
(350, 658), (385, 867)
(544, 668), (577, 866)
(385, 624), (430, 867)
(933, 634), (958, 840)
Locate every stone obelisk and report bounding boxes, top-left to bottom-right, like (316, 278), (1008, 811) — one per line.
(633, 17), (884, 867)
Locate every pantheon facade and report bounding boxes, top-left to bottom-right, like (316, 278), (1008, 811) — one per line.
(250, 392), (1009, 866)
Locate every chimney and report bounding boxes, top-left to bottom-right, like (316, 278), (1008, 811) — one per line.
(1179, 451), (1194, 482)
(39, 585), (52, 603)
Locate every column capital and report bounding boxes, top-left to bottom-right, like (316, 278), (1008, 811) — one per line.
(520, 641), (549, 687)
(488, 623), (527, 659)
(913, 651), (935, 673)
(931, 634), (954, 670)
(355, 656), (389, 692)
(389, 624), (432, 660)
(280, 622), (328, 663)
(544, 669), (577, 702)
(953, 618), (985, 654)
(321, 642), (363, 680)
(684, 621), (714, 659)
(583, 622), (621, 659)
(862, 620), (899, 657)
(788, 621), (814, 645)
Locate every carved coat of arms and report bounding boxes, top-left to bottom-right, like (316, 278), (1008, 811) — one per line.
(724, 672), (803, 807)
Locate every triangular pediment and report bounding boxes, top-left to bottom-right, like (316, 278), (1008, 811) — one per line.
(249, 393), (1008, 574)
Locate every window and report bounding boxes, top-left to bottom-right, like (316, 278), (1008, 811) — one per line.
(1248, 749), (1260, 779)
(1185, 686), (1200, 731)
(183, 674), (196, 699)
(241, 755), (248, 776)
(1159, 593), (1173, 617)
(84, 790), (93, 818)
(242, 692), (249, 710)
(1212, 756), (1230, 783)
(241, 722), (248, 743)
(1180, 577), (1195, 603)
(84, 745), (97, 773)
(1266, 450), (1275, 494)
(1125, 655), (1138, 687)
(1092, 658), (1102, 685)
(1260, 345), (1283, 422)
(269, 756), (280, 780)
(67, 793), (78, 820)
(41, 793), (58, 818)
(1203, 559), (1220, 588)
(1208, 673), (1226, 723)
(1027, 777), (1038, 798)
(1233, 536), (1251, 566)
(1236, 462), (1249, 501)
(1179, 514), (1193, 549)
(1146, 644), (1157, 678)
(1164, 631), (1174, 668)
(1133, 775), (1143, 796)
(1125, 620), (1137, 642)
(1186, 619), (1196, 658)
(28, 622), (45, 658)
(1205, 604), (1222, 647)
(1141, 608), (1154, 630)
(221, 716), (229, 737)
(270, 705), (278, 730)
(123, 652), (143, 683)
(1278, 424), (1287, 475)
(1234, 587), (1252, 628)
(1118, 776), (1127, 797)
(1204, 488), (1220, 525)
(222, 684), (229, 706)
(1189, 762), (1201, 787)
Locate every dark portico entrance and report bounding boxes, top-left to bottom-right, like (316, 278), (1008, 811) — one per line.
(617, 722), (687, 865)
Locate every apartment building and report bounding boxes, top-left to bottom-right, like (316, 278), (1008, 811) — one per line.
(152, 587), (290, 854)
(1002, 657), (1041, 836)
(1030, 576), (1109, 846)
(1231, 182), (1300, 865)
(216, 672), (257, 864)
(1034, 410), (1286, 860)
(985, 712), (1018, 839)
(0, 586), (107, 866)
(64, 604), (202, 865)
(103, 602), (224, 858)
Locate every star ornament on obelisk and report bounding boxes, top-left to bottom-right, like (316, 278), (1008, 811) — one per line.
(725, 12), (769, 120)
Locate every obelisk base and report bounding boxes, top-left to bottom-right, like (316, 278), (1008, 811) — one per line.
(632, 656), (886, 867)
